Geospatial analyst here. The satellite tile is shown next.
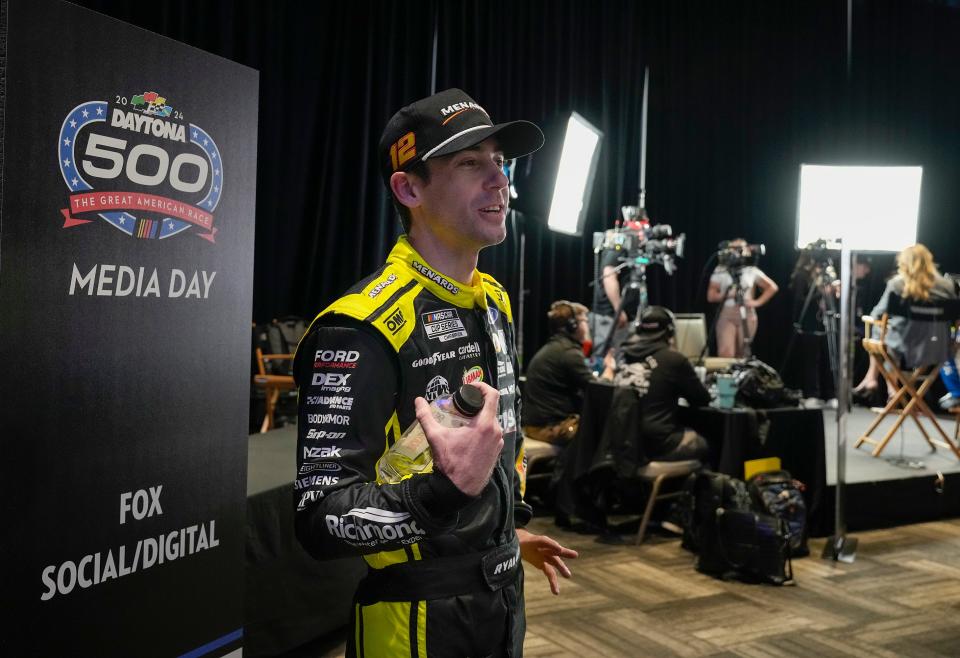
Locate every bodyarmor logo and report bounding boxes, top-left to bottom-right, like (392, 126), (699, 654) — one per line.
(326, 507), (425, 543)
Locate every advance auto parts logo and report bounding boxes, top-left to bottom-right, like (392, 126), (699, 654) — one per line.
(58, 91), (223, 242)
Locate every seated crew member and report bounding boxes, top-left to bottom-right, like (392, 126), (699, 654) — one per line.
(707, 239), (779, 358)
(523, 301), (615, 444)
(616, 306), (711, 461)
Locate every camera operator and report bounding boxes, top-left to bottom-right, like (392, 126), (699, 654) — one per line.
(707, 238), (779, 358)
(523, 301), (615, 445)
(591, 233), (640, 359)
(789, 248), (838, 407)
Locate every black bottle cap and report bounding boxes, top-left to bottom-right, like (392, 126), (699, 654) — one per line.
(452, 384), (484, 417)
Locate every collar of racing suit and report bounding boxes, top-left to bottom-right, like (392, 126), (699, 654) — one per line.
(387, 236), (490, 310)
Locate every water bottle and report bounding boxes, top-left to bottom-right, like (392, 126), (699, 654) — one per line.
(377, 384), (484, 484)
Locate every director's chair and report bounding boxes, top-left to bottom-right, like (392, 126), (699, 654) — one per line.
(854, 296), (960, 460)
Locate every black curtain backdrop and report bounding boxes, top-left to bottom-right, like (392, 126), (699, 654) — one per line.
(73, 0), (960, 373)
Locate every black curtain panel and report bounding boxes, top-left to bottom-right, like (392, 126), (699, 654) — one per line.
(71, 0), (960, 368)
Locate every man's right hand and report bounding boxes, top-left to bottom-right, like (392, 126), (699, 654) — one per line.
(616, 310), (628, 329)
(416, 382), (504, 497)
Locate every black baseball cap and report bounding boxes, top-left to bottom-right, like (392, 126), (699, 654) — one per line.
(378, 88), (544, 185)
(637, 306), (676, 334)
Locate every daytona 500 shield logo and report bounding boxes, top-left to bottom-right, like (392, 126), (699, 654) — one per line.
(58, 91), (223, 242)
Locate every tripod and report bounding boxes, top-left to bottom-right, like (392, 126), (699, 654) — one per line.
(779, 265), (840, 395)
(598, 259), (649, 359)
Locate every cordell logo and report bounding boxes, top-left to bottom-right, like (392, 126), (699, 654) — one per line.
(325, 507), (426, 544)
(383, 307), (406, 335)
(311, 373), (352, 392)
(303, 445), (343, 458)
(458, 342), (481, 359)
(368, 273), (398, 298)
(306, 414), (350, 426)
(305, 429), (347, 440)
(412, 261), (460, 294)
(462, 366), (484, 384)
(58, 92), (223, 243)
(313, 350), (360, 369)
(411, 350), (455, 368)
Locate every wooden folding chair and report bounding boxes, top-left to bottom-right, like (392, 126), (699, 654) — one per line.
(855, 305), (960, 460)
(253, 347), (295, 433)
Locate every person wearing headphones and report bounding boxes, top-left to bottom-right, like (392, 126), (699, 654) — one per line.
(523, 301), (615, 444)
(616, 306), (711, 461)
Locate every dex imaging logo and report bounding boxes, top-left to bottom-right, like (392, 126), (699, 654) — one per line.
(58, 90), (224, 242)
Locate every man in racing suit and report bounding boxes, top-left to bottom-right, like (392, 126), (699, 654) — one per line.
(294, 88), (577, 657)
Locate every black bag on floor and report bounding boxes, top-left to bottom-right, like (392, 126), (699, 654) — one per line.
(716, 509), (794, 585)
(747, 470), (809, 557)
(680, 471), (794, 585)
(679, 471), (750, 564)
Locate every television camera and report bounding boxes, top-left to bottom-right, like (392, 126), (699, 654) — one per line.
(599, 206), (686, 275)
(717, 240), (766, 270)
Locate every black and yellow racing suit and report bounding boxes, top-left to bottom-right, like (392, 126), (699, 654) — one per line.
(293, 236), (532, 657)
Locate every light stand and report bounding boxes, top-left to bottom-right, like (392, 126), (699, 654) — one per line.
(822, 245), (858, 562)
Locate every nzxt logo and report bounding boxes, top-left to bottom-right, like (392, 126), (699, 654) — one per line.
(368, 273), (398, 298)
(303, 445), (343, 458)
(383, 307), (406, 335)
(305, 429), (347, 440)
(325, 507), (425, 545)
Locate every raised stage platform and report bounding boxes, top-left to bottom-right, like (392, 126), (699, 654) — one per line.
(823, 406), (960, 532)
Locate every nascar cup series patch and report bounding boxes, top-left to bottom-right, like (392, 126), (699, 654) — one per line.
(58, 91), (223, 242)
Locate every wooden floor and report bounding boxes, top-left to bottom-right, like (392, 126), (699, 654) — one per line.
(311, 517), (960, 657)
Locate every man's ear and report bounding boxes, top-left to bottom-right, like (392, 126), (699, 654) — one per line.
(390, 171), (423, 210)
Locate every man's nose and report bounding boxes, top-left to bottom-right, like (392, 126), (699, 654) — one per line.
(486, 162), (509, 189)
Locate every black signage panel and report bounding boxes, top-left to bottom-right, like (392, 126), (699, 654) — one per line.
(0, 1), (258, 654)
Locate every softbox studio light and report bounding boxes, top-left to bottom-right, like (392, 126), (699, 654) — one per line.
(511, 112), (603, 236)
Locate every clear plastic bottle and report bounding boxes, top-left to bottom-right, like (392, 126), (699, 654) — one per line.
(377, 384), (485, 484)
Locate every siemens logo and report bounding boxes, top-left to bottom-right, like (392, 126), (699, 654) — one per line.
(295, 475), (340, 490)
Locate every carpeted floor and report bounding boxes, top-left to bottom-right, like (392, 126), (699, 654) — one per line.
(301, 515), (960, 657)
